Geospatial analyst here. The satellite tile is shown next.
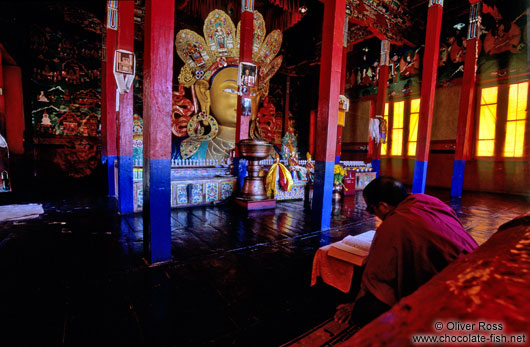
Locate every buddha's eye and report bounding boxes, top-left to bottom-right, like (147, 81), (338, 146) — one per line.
(223, 88), (238, 94)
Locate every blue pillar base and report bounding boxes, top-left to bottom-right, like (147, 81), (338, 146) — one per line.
(102, 155), (117, 197)
(311, 160), (335, 230)
(371, 159), (380, 177)
(143, 158), (172, 263)
(412, 160), (428, 194)
(117, 155), (134, 214)
(450, 160), (466, 198)
(234, 158), (248, 192)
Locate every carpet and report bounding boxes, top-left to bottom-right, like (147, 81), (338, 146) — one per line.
(0, 204), (44, 222)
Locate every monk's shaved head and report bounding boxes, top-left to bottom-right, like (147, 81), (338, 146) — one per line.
(363, 176), (409, 208)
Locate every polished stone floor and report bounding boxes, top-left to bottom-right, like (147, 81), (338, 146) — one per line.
(0, 187), (529, 346)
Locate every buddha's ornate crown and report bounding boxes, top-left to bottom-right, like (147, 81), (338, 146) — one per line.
(175, 9), (283, 93)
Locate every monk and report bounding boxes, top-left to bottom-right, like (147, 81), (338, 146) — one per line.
(335, 177), (478, 326)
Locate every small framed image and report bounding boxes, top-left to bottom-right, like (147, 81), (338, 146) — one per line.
(115, 50), (134, 75)
(241, 97), (252, 117)
(114, 49), (136, 93)
(238, 62), (257, 89)
(339, 95), (350, 111)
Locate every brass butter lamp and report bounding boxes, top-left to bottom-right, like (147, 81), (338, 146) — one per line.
(237, 139), (272, 201)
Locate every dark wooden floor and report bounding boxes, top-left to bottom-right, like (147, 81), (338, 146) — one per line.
(0, 188), (528, 346)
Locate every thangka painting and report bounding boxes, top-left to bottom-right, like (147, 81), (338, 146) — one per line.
(29, 4), (103, 178)
(30, 7), (103, 137)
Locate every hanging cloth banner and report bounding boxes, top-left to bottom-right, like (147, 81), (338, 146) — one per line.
(113, 49), (135, 94)
(242, 0), (254, 12)
(265, 160), (293, 197)
(369, 118), (381, 144)
(107, 0), (118, 30)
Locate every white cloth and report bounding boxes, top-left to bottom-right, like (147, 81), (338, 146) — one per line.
(0, 134), (7, 148)
(0, 204), (44, 222)
(369, 118), (380, 144)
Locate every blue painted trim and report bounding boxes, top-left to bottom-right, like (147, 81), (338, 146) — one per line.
(450, 160), (466, 198)
(143, 158), (172, 263)
(412, 160), (428, 194)
(102, 155), (117, 197)
(117, 155), (134, 214)
(311, 160), (335, 230)
(234, 157), (248, 192)
(335, 156), (341, 164)
(371, 159), (380, 178)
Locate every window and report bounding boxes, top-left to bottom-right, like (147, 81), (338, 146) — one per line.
(477, 86), (498, 157)
(504, 81), (528, 157)
(380, 99), (417, 157)
(391, 101), (404, 156)
(408, 98), (420, 156)
(381, 103), (389, 155)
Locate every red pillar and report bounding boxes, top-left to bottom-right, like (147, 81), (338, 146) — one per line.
(101, 2), (118, 196)
(0, 53), (4, 116)
(311, 0), (346, 230)
(3, 66), (25, 155)
(116, 0), (135, 213)
(234, 3), (254, 187)
(451, 1), (481, 197)
(309, 109), (316, 156)
(0, 51), (25, 157)
(335, 46), (348, 163)
(142, 0), (175, 263)
(412, 0), (444, 193)
(370, 40), (390, 175)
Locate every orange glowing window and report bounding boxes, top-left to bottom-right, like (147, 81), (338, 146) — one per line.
(391, 101), (404, 156)
(381, 103), (389, 155)
(408, 98), (420, 156)
(477, 86), (498, 157)
(504, 82), (527, 157)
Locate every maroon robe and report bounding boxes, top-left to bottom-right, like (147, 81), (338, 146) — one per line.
(358, 194), (478, 307)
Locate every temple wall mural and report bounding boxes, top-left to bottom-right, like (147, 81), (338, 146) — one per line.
(29, 6), (103, 178)
(348, 1), (529, 98)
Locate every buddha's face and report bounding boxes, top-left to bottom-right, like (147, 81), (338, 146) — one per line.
(201, 66), (260, 129)
(210, 67), (238, 128)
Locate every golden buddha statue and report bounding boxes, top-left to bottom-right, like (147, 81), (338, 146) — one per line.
(175, 10), (283, 161)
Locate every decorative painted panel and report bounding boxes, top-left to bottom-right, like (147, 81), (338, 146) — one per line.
(177, 184), (188, 204)
(133, 177), (235, 211)
(170, 183), (177, 206)
(205, 182), (219, 202)
(135, 187), (143, 209)
(220, 181), (234, 200)
(275, 184), (305, 201)
(191, 184), (203, 204)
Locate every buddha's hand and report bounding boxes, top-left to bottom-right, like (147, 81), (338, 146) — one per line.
(334, 302), (354, 324)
